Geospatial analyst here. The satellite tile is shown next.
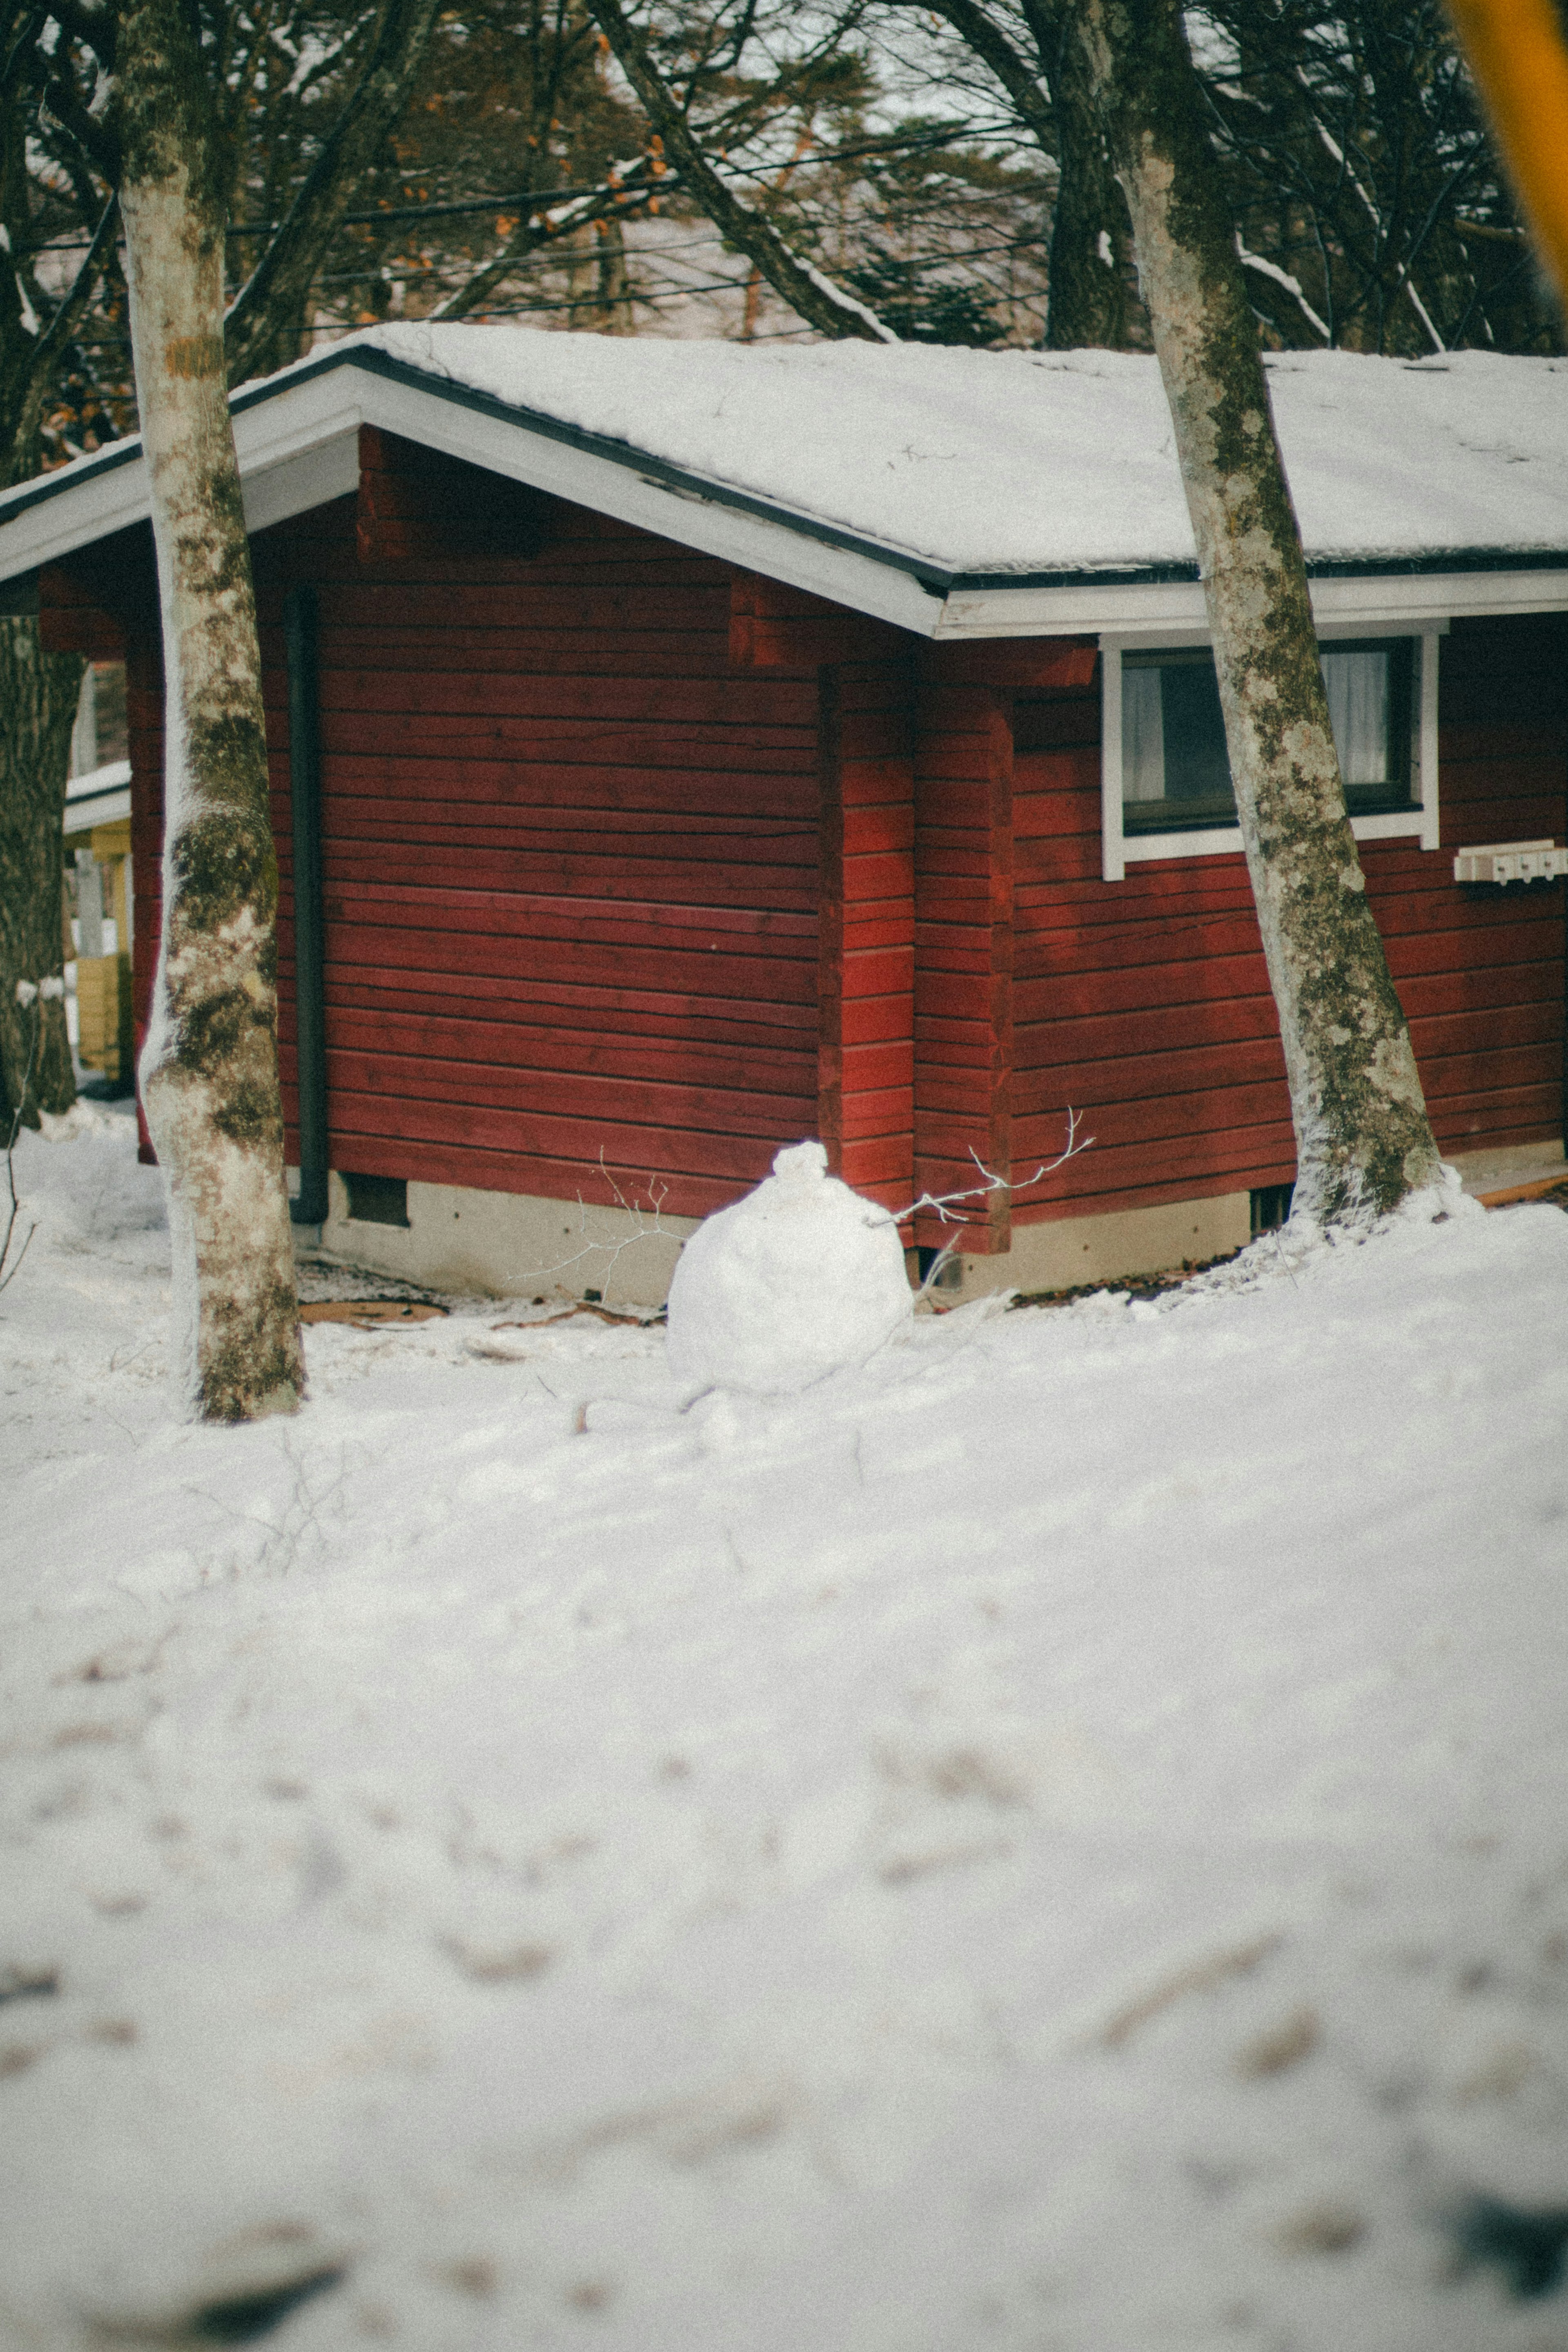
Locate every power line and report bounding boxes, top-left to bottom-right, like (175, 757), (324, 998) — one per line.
(312, 214), (1049, 298)
(27, 118), (1029, 256)
(60, 241), (1050, 348)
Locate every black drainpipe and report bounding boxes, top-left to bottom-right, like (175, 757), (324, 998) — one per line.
(285, 583), (329, 1226)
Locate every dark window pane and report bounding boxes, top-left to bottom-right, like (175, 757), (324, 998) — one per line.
(1122, 639), (1415, 836)
(1332, 639), (1416, 811)
(1161, 661), (1231, 801)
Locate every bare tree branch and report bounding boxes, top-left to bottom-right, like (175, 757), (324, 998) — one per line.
(584, 0), (894, 339)
(7, 188), (116, 473)
(224, 0), (443, 384)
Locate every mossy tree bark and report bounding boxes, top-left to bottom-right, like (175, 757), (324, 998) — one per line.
(0, 614), (80, 1128)
(113, 0), (303, 1419)
(1078, 0), (1443, 1224)
(0, 0), (438, 1132)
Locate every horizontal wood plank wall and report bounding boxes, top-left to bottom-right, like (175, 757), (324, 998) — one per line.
(252, 454), (820, 1223)
(1011, 678), (1292, 1217)
(914, 679), (1013, 1252)
(1405, 614), (1567, 1153)
(817, 659), (915, 1213)
(1010, 614), (1568, 1226)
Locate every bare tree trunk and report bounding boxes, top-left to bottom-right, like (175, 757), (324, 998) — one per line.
(114, 0), (304, 1418)
(222, 0), (442, 386)
(1030, 0), (1134, 348)
(1078, 0), (1442, 1225)
(593, 216), (633, 334)
(0, 0), (434, 1183)
(0, 613), (80, 1128)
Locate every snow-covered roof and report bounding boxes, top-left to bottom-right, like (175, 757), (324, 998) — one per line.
(3, 327), (1566, 639)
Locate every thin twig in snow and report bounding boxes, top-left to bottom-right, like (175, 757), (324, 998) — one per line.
(497, 1114), (1092, 1316)
(870, 1112), (1094, 1299)
(876, 1111), (1094, 1233)
(503, 1149), (680, 1309)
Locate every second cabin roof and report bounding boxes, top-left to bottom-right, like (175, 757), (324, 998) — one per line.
(3, 327), (1567, 639)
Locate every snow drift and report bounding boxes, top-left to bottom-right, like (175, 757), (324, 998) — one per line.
(5, 1110), (1568, 2352)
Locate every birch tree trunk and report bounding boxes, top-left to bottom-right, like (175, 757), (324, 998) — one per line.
(0, 615), (80, 1127)
(114, 0), (304, 1418)
(1078, 0), (1443, 1224)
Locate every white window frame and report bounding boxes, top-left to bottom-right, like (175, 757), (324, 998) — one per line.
(1100, 621), (1444, 882)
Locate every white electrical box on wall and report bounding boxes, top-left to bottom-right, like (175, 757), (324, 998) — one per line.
(1452, 839), (1568, 886)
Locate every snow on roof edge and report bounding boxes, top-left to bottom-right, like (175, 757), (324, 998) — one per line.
(3, 328), (1568, 593)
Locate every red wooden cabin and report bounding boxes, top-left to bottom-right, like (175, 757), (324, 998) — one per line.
(2, 330), (1563, 1300)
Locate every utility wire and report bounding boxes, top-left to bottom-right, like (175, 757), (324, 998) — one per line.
(28, 118), (1031, 254)
(313, 219), (1050, 294)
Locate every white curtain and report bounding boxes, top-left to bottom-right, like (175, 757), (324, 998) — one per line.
(1122, 665), (1165, 802)
(1323, 649), (1387, 786)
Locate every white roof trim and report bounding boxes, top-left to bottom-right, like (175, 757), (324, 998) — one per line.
(64, 757), (132, 833)
(935, 564), (1568, 636)
(64, 785), (131, 834)
(3, 343), (1566, 641)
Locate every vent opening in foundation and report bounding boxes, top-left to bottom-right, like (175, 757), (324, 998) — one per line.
(343, 1173), (410, 1228)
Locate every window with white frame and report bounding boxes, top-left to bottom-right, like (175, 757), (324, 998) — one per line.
(1100, 625), (1441, 881)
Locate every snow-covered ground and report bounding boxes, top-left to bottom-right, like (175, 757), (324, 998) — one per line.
(2, 1106), (1567, 2351)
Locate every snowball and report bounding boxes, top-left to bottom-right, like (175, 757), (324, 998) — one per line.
(666, 1141), (913, 1396)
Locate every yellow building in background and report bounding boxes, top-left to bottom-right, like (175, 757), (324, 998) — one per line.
(64, 661), (133, 1092)
(74, 815), (133, 1081)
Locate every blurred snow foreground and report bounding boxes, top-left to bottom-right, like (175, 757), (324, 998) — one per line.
(666, 1141), (912, 1396)
(4, 1107), (1568, 2352)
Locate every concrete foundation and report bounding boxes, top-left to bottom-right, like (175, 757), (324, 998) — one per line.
(290, 1137), (1565, 1305)
(1447, 1138), (1568, 1197)
(939, 1189), (1255, 1300)
(293, 1166), (1253, 1304)
(305, 1171), (699, 1308)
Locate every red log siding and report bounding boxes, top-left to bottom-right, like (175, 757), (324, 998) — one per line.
(817, 659), (916, 1212)
(253, 461), (820, 1222)
(1009, 613), (1568, 1224)
(914, 678), (1013, 1251)
(1410, 614), (1568, 1153)
(48, 463), (1564, 1242)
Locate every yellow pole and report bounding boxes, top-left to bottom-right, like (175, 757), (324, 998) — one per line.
(1448, 0), (1568, 309)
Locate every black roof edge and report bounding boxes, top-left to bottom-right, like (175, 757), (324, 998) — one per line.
(3, 339), (1566, 602)
(942, 544), (1568, 591)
